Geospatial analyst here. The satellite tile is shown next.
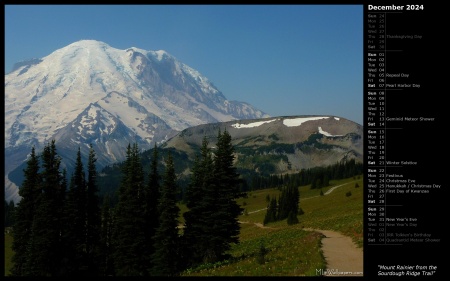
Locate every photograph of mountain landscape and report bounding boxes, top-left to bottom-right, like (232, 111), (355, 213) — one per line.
(4, 4), (363, 277)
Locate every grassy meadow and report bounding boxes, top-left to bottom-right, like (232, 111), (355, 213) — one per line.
(182, 175), (363, 276)
(4, 175), (363, 276)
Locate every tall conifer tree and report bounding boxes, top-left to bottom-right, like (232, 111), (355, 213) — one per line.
(86, 144), (101, 275)
(209, 129), (244, 261)
(111, 143), (146, 276)
(99, 195), (115, 276)
(151, 152), (180, 276)
(11, 147), (41, 276)
(263, 197), (278, 225)
(24, 140), (66, 276)
(63, 147), (87, 275)
(5, 200), (15, 227)
(183, 130), (244, 265)
(143, 143), (161, 272)
(182, 136), (215, 266)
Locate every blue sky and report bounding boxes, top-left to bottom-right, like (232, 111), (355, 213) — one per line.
(5, 4), (363, 124)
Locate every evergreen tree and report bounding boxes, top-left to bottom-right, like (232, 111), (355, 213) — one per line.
(23, 140), (66, 276)
(208, 129), (244, 262)
(257, 240), (268, 265)
(99, 195), (115, 276)
(112, 143), (147, 276)
(5, 200), (15, 227)
(263, 197), (278, 225)
(276, 182), (300, 224)
(323, 175), (330, 187)
(63, 147), (87, 275)
(143, 143), (161, 272)
(182, 136), (215, 267)
(11, 146), (41, 276)
(183, 130), (244, 265)
(86, 144), (101, 275)
(151, 152), (181, 276)
(277, 186), (289, 221)
(288, 182), (300, 219)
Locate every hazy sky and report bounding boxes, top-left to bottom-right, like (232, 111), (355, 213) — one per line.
(5, 4), (363, 124)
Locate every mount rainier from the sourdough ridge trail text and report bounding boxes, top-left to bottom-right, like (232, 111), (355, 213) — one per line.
(4, 39), (269, 203)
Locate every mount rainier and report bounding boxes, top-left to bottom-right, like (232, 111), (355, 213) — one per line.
(4, 39), (269, 203)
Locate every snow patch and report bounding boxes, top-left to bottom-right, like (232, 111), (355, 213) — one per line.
(318, 127), (343, 137)
(283, 116), (330, 127)
(232, 119), (277, 129)
(154, 50), (168, 61)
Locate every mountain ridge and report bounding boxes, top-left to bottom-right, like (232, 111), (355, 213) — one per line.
(160, 115), (363, 180)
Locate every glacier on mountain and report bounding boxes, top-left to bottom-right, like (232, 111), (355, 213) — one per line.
(4, 39), (269, 203)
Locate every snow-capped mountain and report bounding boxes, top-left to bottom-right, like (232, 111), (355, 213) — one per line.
(5, 40), (269, 203)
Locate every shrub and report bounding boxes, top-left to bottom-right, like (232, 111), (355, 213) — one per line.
(287, 211), (299, 225)
(257, 240), (268, 265)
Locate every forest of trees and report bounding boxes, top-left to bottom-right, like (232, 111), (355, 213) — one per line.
(248, 158), (363, 191)
(5, 159), (361, 230)
(9, 129), (244, 276)
(263, 182), (300, 226)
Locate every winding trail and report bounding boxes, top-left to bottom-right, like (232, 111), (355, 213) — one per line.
(300, 180), (359, 201)
(242, 181), (363, 276)
(303, 181), (363, 276)
(239, 221), (363, 276)
(238, 221), (274, 229)
(305, 228), (363, 277)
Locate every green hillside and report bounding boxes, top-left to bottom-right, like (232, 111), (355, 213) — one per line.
(180, 175), (363, 276)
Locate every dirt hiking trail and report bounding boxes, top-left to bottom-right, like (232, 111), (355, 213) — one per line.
(241, 182), (363, 276)
(306, 228), (363, 277)
(240, 221), (363, 276)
